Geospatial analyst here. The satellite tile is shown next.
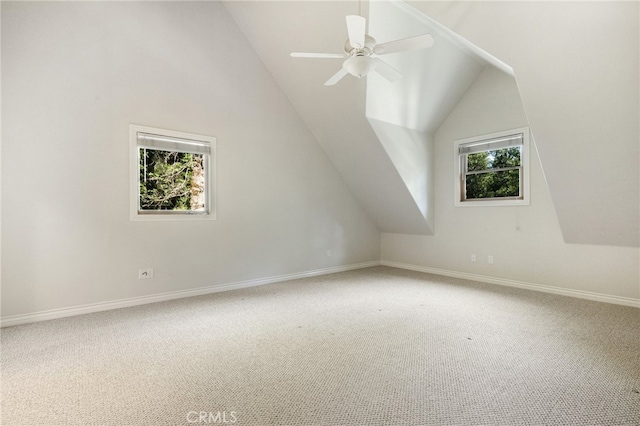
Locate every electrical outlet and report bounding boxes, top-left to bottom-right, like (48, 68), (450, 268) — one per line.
(138, 268), (154, 279)
(471, 254), (476, 262)
(488, 255), (494, 264)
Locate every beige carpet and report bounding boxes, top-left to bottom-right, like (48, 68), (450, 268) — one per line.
(2, 266), (639, 425)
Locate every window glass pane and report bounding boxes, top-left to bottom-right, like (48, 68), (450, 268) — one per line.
(139, 148), (206, 211)
(465, 169), (520, 199)
(467, 147), (521, 172)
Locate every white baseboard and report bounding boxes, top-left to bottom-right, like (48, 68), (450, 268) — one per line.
(380, 260), (640, 308)
(5, 259), (635, 327)
(0, 261), (380, 328)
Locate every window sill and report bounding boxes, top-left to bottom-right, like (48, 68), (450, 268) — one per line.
(455, 198), (529, 207)
(130, 213), (216, 222)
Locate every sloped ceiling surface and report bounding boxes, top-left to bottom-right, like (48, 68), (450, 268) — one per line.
(225, 0), (489, 235)
(225, 0), (639, 247)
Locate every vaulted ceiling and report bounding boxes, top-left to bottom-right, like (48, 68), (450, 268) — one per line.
(224, 0), (639, 248)
(225, 0), (504, 235)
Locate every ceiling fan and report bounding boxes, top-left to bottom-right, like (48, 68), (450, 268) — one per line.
(291, 14), (434, 86)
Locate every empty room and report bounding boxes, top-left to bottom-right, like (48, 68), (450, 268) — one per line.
(1, 1), (639, 425)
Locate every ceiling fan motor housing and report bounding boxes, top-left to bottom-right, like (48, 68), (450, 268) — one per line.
(344, 35), (377, 57)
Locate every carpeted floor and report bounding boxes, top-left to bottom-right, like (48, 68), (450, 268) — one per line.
(2, 266), (639, 425)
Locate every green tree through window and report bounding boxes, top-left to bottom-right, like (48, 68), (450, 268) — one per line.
(139, 149), (205, 211)
(465, 147), (521, 199)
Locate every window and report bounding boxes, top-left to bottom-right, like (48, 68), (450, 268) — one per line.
(130, 125), (216, 221)
(454, 127), (529, 207)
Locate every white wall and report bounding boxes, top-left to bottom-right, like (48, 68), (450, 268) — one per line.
(1, 1), (380, 318)
(381, 66), (640, 301)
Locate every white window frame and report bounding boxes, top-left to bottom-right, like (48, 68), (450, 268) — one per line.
(129, 124), (216, 221)
(454, 127), (530, 207)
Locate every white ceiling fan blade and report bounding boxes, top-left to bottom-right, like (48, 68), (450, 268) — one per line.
(372, 58), (402, 83)
(291, 52), (346, 59)
(346, 15), (366, 49)
(324, 68), (349, 86)
(373, 33), (434, 55)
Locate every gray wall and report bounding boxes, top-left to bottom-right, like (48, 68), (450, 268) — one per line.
(1, 1), (380, 318)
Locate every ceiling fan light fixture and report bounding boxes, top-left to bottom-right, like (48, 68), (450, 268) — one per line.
(343, 56), (378, 78)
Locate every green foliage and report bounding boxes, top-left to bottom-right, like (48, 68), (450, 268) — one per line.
(465, 147), (521, 199)
(139, 149), (204, 210)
